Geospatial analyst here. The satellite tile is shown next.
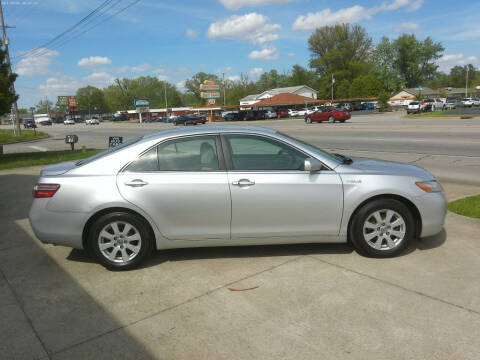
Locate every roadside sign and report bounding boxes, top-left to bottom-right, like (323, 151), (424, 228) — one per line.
(203, 80), (216, 85)
(201, 91), (221, 99)
(208, 98), (216, 105)
(200, 84), (220, 91)
(68, 97), (77, 109)
(134, 98), (150, 107)
(109, 136), (123, 148)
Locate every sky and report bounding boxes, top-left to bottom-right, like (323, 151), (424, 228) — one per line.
(5, 0), (480, 108)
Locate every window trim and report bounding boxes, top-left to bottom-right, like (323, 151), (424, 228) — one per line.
(220, 133), (332, 173)
(122, 134), (226, 173)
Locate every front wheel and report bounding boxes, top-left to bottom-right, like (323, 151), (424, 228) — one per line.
(89, 212), (154, 270)
(349, 199), (414, 258)
(306, 117), (312, 124)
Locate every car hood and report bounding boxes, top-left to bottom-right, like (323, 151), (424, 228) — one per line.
(40, 161), (77, 176)
(336, 157), (434, 179)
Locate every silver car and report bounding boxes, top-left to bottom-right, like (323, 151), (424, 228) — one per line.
(29, 126), (447, 270)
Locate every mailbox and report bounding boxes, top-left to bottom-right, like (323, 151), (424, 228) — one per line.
(65, 135), (78, 150)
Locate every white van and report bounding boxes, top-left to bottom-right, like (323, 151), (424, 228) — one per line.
(34, 114), (52, 125)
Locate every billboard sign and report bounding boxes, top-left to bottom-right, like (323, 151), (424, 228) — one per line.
(201, 91), (221, 99)
(134, 98), (150, 107)
(57, 96), (69, 107)
(203, 80), (216, 85)
(68, 97), (77, 109)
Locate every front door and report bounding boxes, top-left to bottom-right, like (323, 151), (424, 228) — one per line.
(117, 135), (230, 241)
(223, 134), (343, 240)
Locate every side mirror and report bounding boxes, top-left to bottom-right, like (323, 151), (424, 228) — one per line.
(304, 158), (323, 173)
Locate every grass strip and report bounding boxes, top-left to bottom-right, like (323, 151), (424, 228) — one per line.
(0, 129), (49, 144)
(448, 195), (480, 219)
(0, 149), (103, 170)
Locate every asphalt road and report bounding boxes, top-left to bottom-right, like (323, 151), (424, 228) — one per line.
(2, 111), (480, 185)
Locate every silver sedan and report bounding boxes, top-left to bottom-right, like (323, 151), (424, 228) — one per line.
(29, 126), (447, 270)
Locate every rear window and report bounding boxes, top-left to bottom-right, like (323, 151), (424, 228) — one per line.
(410, 101), (419, 105)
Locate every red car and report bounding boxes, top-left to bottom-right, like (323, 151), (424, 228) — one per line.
(276, 109), (288, 118)
(305, 107), (350, 123)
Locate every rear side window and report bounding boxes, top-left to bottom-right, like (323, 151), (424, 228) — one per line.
(125, 147), (159, 172)
(158, 136), (219, 171)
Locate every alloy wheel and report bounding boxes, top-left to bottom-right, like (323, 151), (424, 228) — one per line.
(362, 209), (406, 250)
(98, 221), (142, 264)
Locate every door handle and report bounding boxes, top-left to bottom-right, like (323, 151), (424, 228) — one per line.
(125, 179), (149, 187)
(232, 179), (255, 187)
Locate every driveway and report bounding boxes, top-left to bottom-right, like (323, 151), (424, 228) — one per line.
(1, 166), (479, 359)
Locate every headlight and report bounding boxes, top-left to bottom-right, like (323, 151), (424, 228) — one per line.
(416, 180), (443, 193)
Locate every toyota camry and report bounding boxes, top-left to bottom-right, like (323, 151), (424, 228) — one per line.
(29, 126), (446, 270)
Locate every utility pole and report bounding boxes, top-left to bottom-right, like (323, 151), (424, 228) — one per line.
(465, 66), (469, 97)
(222, 72), (226, 106)
(164, 83), (168, 120)
(0, 0), (20, 135)
(331, 74), (335, 104)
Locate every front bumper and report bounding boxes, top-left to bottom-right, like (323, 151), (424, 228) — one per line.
(414, 191), (447, 238)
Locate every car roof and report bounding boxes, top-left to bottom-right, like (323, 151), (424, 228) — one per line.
(142, 125), (277, 140)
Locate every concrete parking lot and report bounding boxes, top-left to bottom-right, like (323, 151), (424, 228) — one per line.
(1, 112), (480, 359)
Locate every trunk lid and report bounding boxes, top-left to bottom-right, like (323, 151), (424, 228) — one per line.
(40, 161), (77, 176)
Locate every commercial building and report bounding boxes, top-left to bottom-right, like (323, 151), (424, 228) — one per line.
(240, 85), (318, 107)
(390, 87), (476, 105)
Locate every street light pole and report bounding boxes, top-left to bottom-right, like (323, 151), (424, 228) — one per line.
(465, 66), (469, 97)
(0, 0), (20, 135)
(164, 83), (168, 120)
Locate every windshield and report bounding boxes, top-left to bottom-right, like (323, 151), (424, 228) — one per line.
(75, 137), (143, 166)
(277, 132), (343, 163)
(410, 102), (419, 105)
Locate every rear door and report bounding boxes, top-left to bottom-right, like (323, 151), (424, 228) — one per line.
(117, 135), (231, 241)
(223, 134), (343, 240)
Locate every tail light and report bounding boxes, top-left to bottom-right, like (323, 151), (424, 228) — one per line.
(33, 184), (60, 198)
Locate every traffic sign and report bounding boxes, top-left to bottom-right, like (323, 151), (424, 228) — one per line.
(201, 91), (221, 99)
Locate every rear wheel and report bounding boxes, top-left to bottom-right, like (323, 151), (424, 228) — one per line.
(89, 212), (154, 270)
(328, 116), (335, 123)
(349, 199), (414, 258)
(173, 121), (178, 126)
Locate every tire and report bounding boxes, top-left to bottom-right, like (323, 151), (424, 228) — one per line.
(328, 116), (335, 123)
(306, 117), (312, 124)
(184, 121), (188, 126)
(349, 199), (414, 258)
(89, 212), (154, 270)
(173, 122), (178, 126)
(340, 119), (346, 123)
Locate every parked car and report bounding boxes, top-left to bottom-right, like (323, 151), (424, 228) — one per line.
(407, 101), (422, 114)
(288, 109), (299, 117)
(422, 98), (444, 111)
(462, 98), (474, 107)
(64, 119), (75, 125)
(361, 102), (375, 110)
(338, 103), (353, 111)
(265, 110), (277, 119)
(245, 110), (266, 120)
(85, 118), (100, 125)
(23, 120), (37, 129)
(39, 120), (52, 126)
(223, 112), (239, 121)
(173, 115), (207, 126)
(296, 108), (309, 116)
(305, 107), (351, 123)
(276, 109), (288, 118)
(29, 126), (447, 270)
(445, 97), (463, 109)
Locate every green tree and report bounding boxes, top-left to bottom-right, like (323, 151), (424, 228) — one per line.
(283, 65), (317, 88)
(449, 64), (477, 88)
(393, 34), (444, 87)
(35, 99), (53, 113)
(377, 91), (390, 111)
(0, 40), (18, 116)
(184, 72), (219, 105)
(371, 37), (404, 93)
(308, 23), (372, 91)
(349, 74), (384, 98)
(425, 71), (450, 89)
(76, 86), (106, 112)
(336, 79), (351, 99)
(256, 69), (288, 91)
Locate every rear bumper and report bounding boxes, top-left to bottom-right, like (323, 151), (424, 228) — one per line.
(29, 199), (87, 249)
(414, 192), (447, 238)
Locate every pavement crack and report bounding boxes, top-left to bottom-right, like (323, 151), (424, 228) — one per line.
(50, 255), (304, 357)
(307, 255), (480, 316)
(0, 267), (52, 360)
(409, 154), (431, 164)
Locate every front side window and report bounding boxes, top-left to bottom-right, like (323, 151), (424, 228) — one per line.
(158, 136), (219, 171)
(225, 135), (307, 171)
